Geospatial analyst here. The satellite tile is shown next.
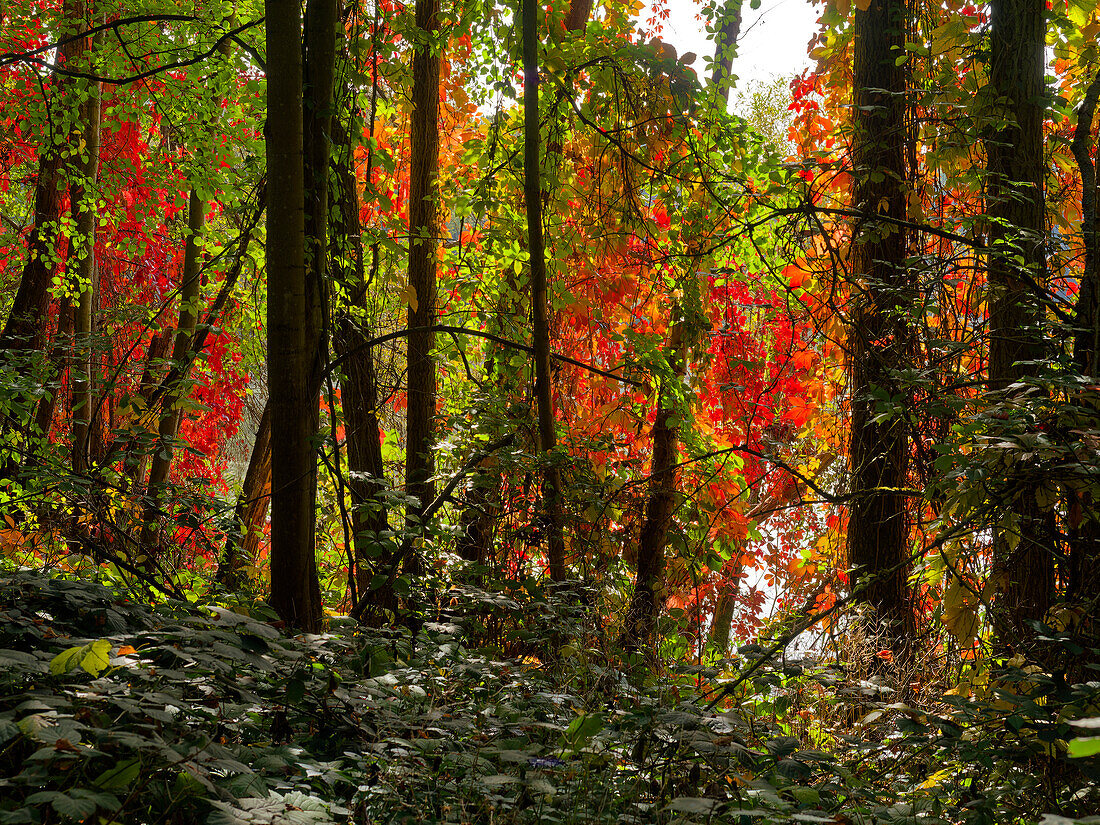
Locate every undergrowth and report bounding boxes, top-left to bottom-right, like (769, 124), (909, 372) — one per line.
(0, 568), (1097, 825)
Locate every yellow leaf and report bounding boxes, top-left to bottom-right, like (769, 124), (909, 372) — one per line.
(399, 283), (418, 313)
(943, 577), (979, 647)
(854, 0), (872, 11)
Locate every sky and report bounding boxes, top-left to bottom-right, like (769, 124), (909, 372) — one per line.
(645, 0), (822, 89)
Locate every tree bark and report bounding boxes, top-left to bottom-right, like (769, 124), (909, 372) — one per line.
(1066, 67), (1100, 666)
(70, 38), (103, 475)
(986, 0), (1053, 650)
(404, 0), (441, 569)
(218, 398), (272, 592)
(620, 326), (686, 653)
(710, 0), (744, 103)
(267, 0), (321, 631)
(523, 0), (567, 581)
(331, 112), (391, 611)
(846, 0), (915, 650)
(139, 188), (205, 555)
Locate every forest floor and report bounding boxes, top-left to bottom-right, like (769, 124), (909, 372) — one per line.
(0, 568), (1097, 825)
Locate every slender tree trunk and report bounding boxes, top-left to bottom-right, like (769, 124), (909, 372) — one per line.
(70, 35), (103, 475)
(139, 188), (205, 555)
(986, 0), (1053, 650)
(1066, 68), (1100, 666)
(710, 0), (744, 103)
(218, 399), (272, 591)
(621, 6), (744, 653)
(710, 455), (836, 652)
(523, 0), (566, 581)
(620, 326), (686, 653)
(267, 0), (321, 631)
(404, 0), (441, 570)
(33, 304), (74, 440)
(299, 0), (338, 614)
(331, 112), (390, 611)
(122, 329), (173, 494)
(845, 0), (915, 652)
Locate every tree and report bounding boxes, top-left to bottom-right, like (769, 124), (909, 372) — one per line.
(266, 0), (321, 631)
(985, 0), (1054, 649)
(523, 0), (566, 581)
(845, 0), (916, 650)
(404, 0), (442, 574)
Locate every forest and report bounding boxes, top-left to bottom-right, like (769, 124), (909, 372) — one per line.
(0, 0), (1099, 821)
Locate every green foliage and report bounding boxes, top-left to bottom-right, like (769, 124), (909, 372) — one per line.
(1, 569), (1098, 825)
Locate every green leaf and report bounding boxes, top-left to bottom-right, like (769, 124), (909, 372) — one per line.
(49, 639), (112, 677)
(94, 757), (141, 790)
(1067, 737), (1100, 758)
(286, 678), (306, 704)
(50, 793), (98, 821)
(564, 712), (604, 749)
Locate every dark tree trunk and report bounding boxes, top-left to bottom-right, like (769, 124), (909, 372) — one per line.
(986, 0), (1053, 650)
(330, 110), (391, 612)
(523, 0), (566, 581)
(70, 57), (103, 475)
(267, 0), (321, 631)
(846, 0), (915, 650)
(123, 330), (173, 495)
(404, 0), (441, 575)
(139, 188), (205, 555)
(620, 327), (686, 653)
(1067, 68), (1100, 668)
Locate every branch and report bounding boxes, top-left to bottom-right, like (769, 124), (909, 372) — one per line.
(324, 323), (646, 387)
(420, 433), (516, 524)
(2, 17), (265, 85)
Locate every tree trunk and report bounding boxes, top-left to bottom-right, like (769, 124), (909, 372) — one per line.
(70, 40), (103, 475)
(331, 110), (391, 612)
(710, 0), (744, 103)
(0, 0), (85, 462)
(620, 326), (686, 653)
(986, 0), (1053, 650)
(846, 0), (915, 650)
(218, 399), (272, 592)
(523, 0), (566, 581)
(139, 188), (205, 556)
(1066, 68), (1100, 668)
(404, 0), (441, 574)
(267, 0), (321, 631)
(297, 0), (338, 616)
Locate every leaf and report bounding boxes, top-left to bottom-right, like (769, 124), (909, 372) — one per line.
(564, 712), (605, 749)
(50, 793), (98, 821)
(398, 282), (418, 313)
(942, 577), (978, 648)
(479, 774), (517, 788)
(854, 0), (872, 11)
(94, 758), (141, 790)
(49, 639), (112, 677)
(1067, 737), (1100, 758)
(668, 797), (719, 814)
